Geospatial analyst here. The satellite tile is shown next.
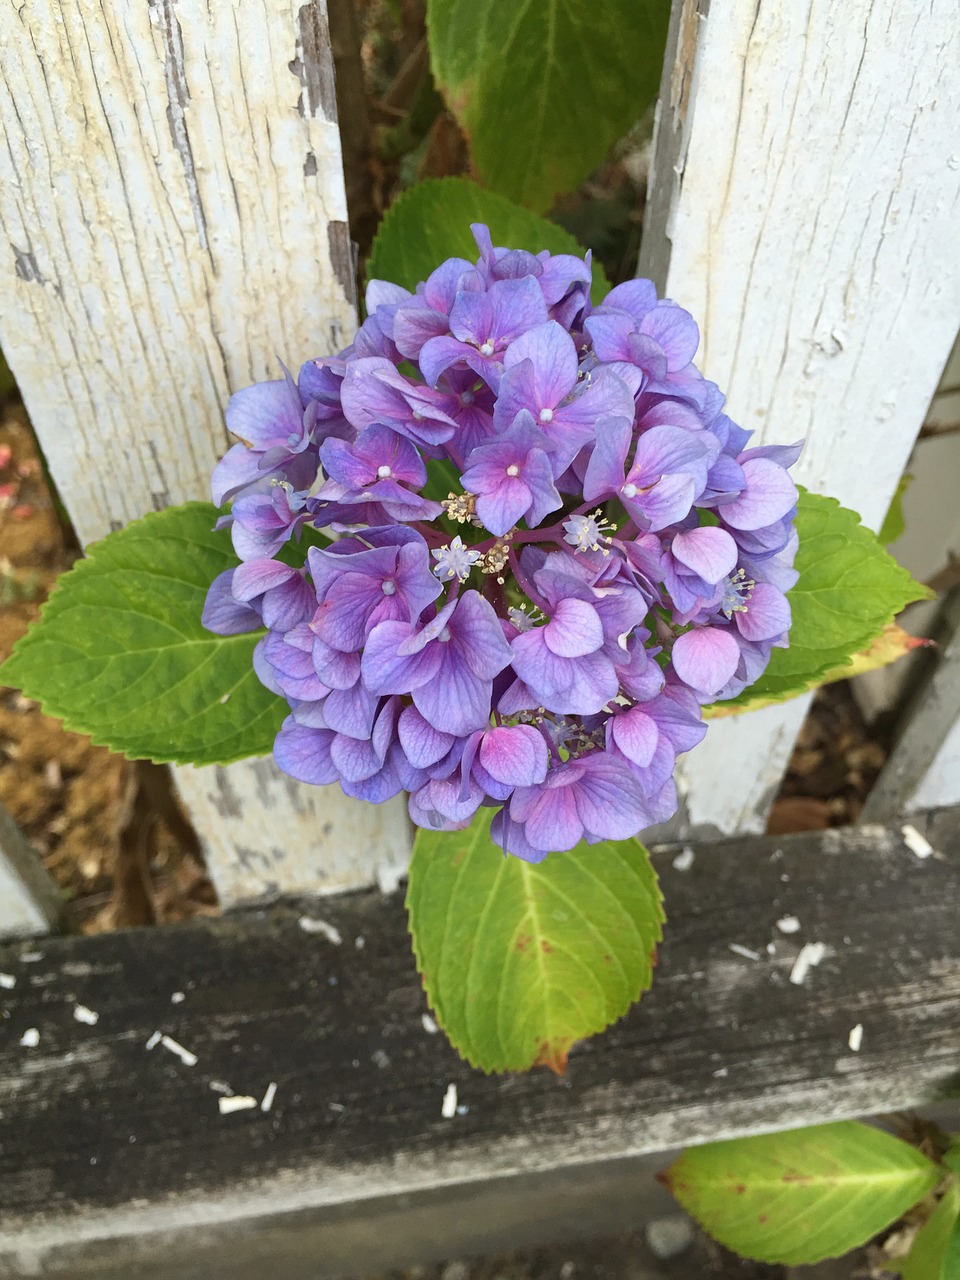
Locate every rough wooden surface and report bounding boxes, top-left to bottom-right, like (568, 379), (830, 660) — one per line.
(0, 800), (61, 939)
(639, 0), (960, 839)
(864, 593), (960, 820)
(1, 808), (958, 1278)
(0, 0), (412, 901)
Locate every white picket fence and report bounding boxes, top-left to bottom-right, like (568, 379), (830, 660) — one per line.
(1, 0), (959, 935)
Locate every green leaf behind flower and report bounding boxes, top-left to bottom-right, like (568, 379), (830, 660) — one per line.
(711, 489), (932, 713)
(367, 177), (610, 302)
(427, 0), (669, 213)
(662, 1122), (941, 1267)
(406, 809), (663, 1073)
(0, 503), (283, 766)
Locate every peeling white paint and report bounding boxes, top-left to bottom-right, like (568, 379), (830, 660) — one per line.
(441, 1084), (458, 1119)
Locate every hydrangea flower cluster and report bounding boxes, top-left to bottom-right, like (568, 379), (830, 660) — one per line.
(203, 225), (800, 861)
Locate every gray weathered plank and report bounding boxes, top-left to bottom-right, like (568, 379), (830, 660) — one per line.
(1, 808), (957, 1277)
(0, 800), (61, 940)
(863, 593), (960, 820)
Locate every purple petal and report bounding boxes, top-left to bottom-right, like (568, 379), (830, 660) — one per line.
(736, 582), (792, 641)
(232, 559), (299, 601)
(671, 527), (738, 583)
(543, 598), (604, 658)
(273, 721), (338, 786)
(610, 708), (659, 768)
(573, 755), (648, 840)
(489, 808), (551, 863)
(479, 725), (548, 788)
(449, 591), (514, 680)
(412, 657), (491, 736)
(503, 320), (577, 405)
(210, 444), (264, 506)
(602, 279), (659, 324)
(398, 705), (456, 768)
(720, 459), (799, 531)
(226, 380), (301, 450)
(419, 335), (477, 388)
(631, 473), (697, 531)
(638, 302), (699, 370)
(672, 627), (742, 695)
(202, 570), (262, 635)
(362, 620), (441, 694)
(582, 415), (632, 501)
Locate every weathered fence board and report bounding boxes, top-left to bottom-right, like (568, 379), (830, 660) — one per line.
(639, 0), (960, 838)
(0, 1), (411, 906)
(1, 808), (958, 1278)
(0, 800), (61, 938)
(863, 592), (960, 819)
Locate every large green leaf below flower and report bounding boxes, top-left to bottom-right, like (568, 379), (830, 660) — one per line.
(366, 177), (610, 302)
(0, 503), (283, 766)
(406, 809), (663, 1073)
(427, 0), (669, 214)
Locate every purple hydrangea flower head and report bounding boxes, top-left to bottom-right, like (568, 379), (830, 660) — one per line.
(204, 223), (800, 861)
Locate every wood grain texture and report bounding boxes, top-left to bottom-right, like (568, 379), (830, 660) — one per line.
(0, 1), (412, 900)
(1, 808), (958, 1276)
(0, 801), (62, 939)
(639, 0), (960, 837)
(863, 593), (960, 819)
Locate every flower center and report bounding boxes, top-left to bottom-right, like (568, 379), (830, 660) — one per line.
(377, 465), (392, 478)
(721, 568), (755, 617)
(479, 340), (495, 357)
(538, 408), (554, 423)
(381, 579), (397, 596)
(622, 482), (638, 498)
(459, 390), (475, 407)
(506, 464), (520, 477)
(438, 627), (452, 643)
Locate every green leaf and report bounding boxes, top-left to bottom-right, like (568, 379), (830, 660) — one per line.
(901, 1182), (960, 1280)
(879, 472), (913, 546)
(0, 502), (283, 766)
(427, 0), (669, 212)
(712, 490), (933, 712)
(406, 809), (663, 1073)
(661, 1121), (941, 1266)
(945, 1142), (960, 1176)
(366, 177), (610, 302)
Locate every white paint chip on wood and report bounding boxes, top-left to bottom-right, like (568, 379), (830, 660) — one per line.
(73, 1005), (99, 1025)
(159, 1035), (198, 1067)
(789, 943), (827, 987)
(672, 847), (695, 872)
(441, 1084), (458, 1119)
(19, 1028), (39, 1048)
(218, 1095), (258, 1116)
(0, 973), (15, 990)
(421, 1013), (438, 1035)
(728, 943), (760, 962)
(145, 1032), (162, 1051)
(776, 915), (801, 934)
(848, 1024), (864, 1052)
(298, 917), (342, 945)
(902, 825), (934, 860)
(641, 0), (960, 839)
(260, 1082), (278, 1113)
(0, 3), (414, 904)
